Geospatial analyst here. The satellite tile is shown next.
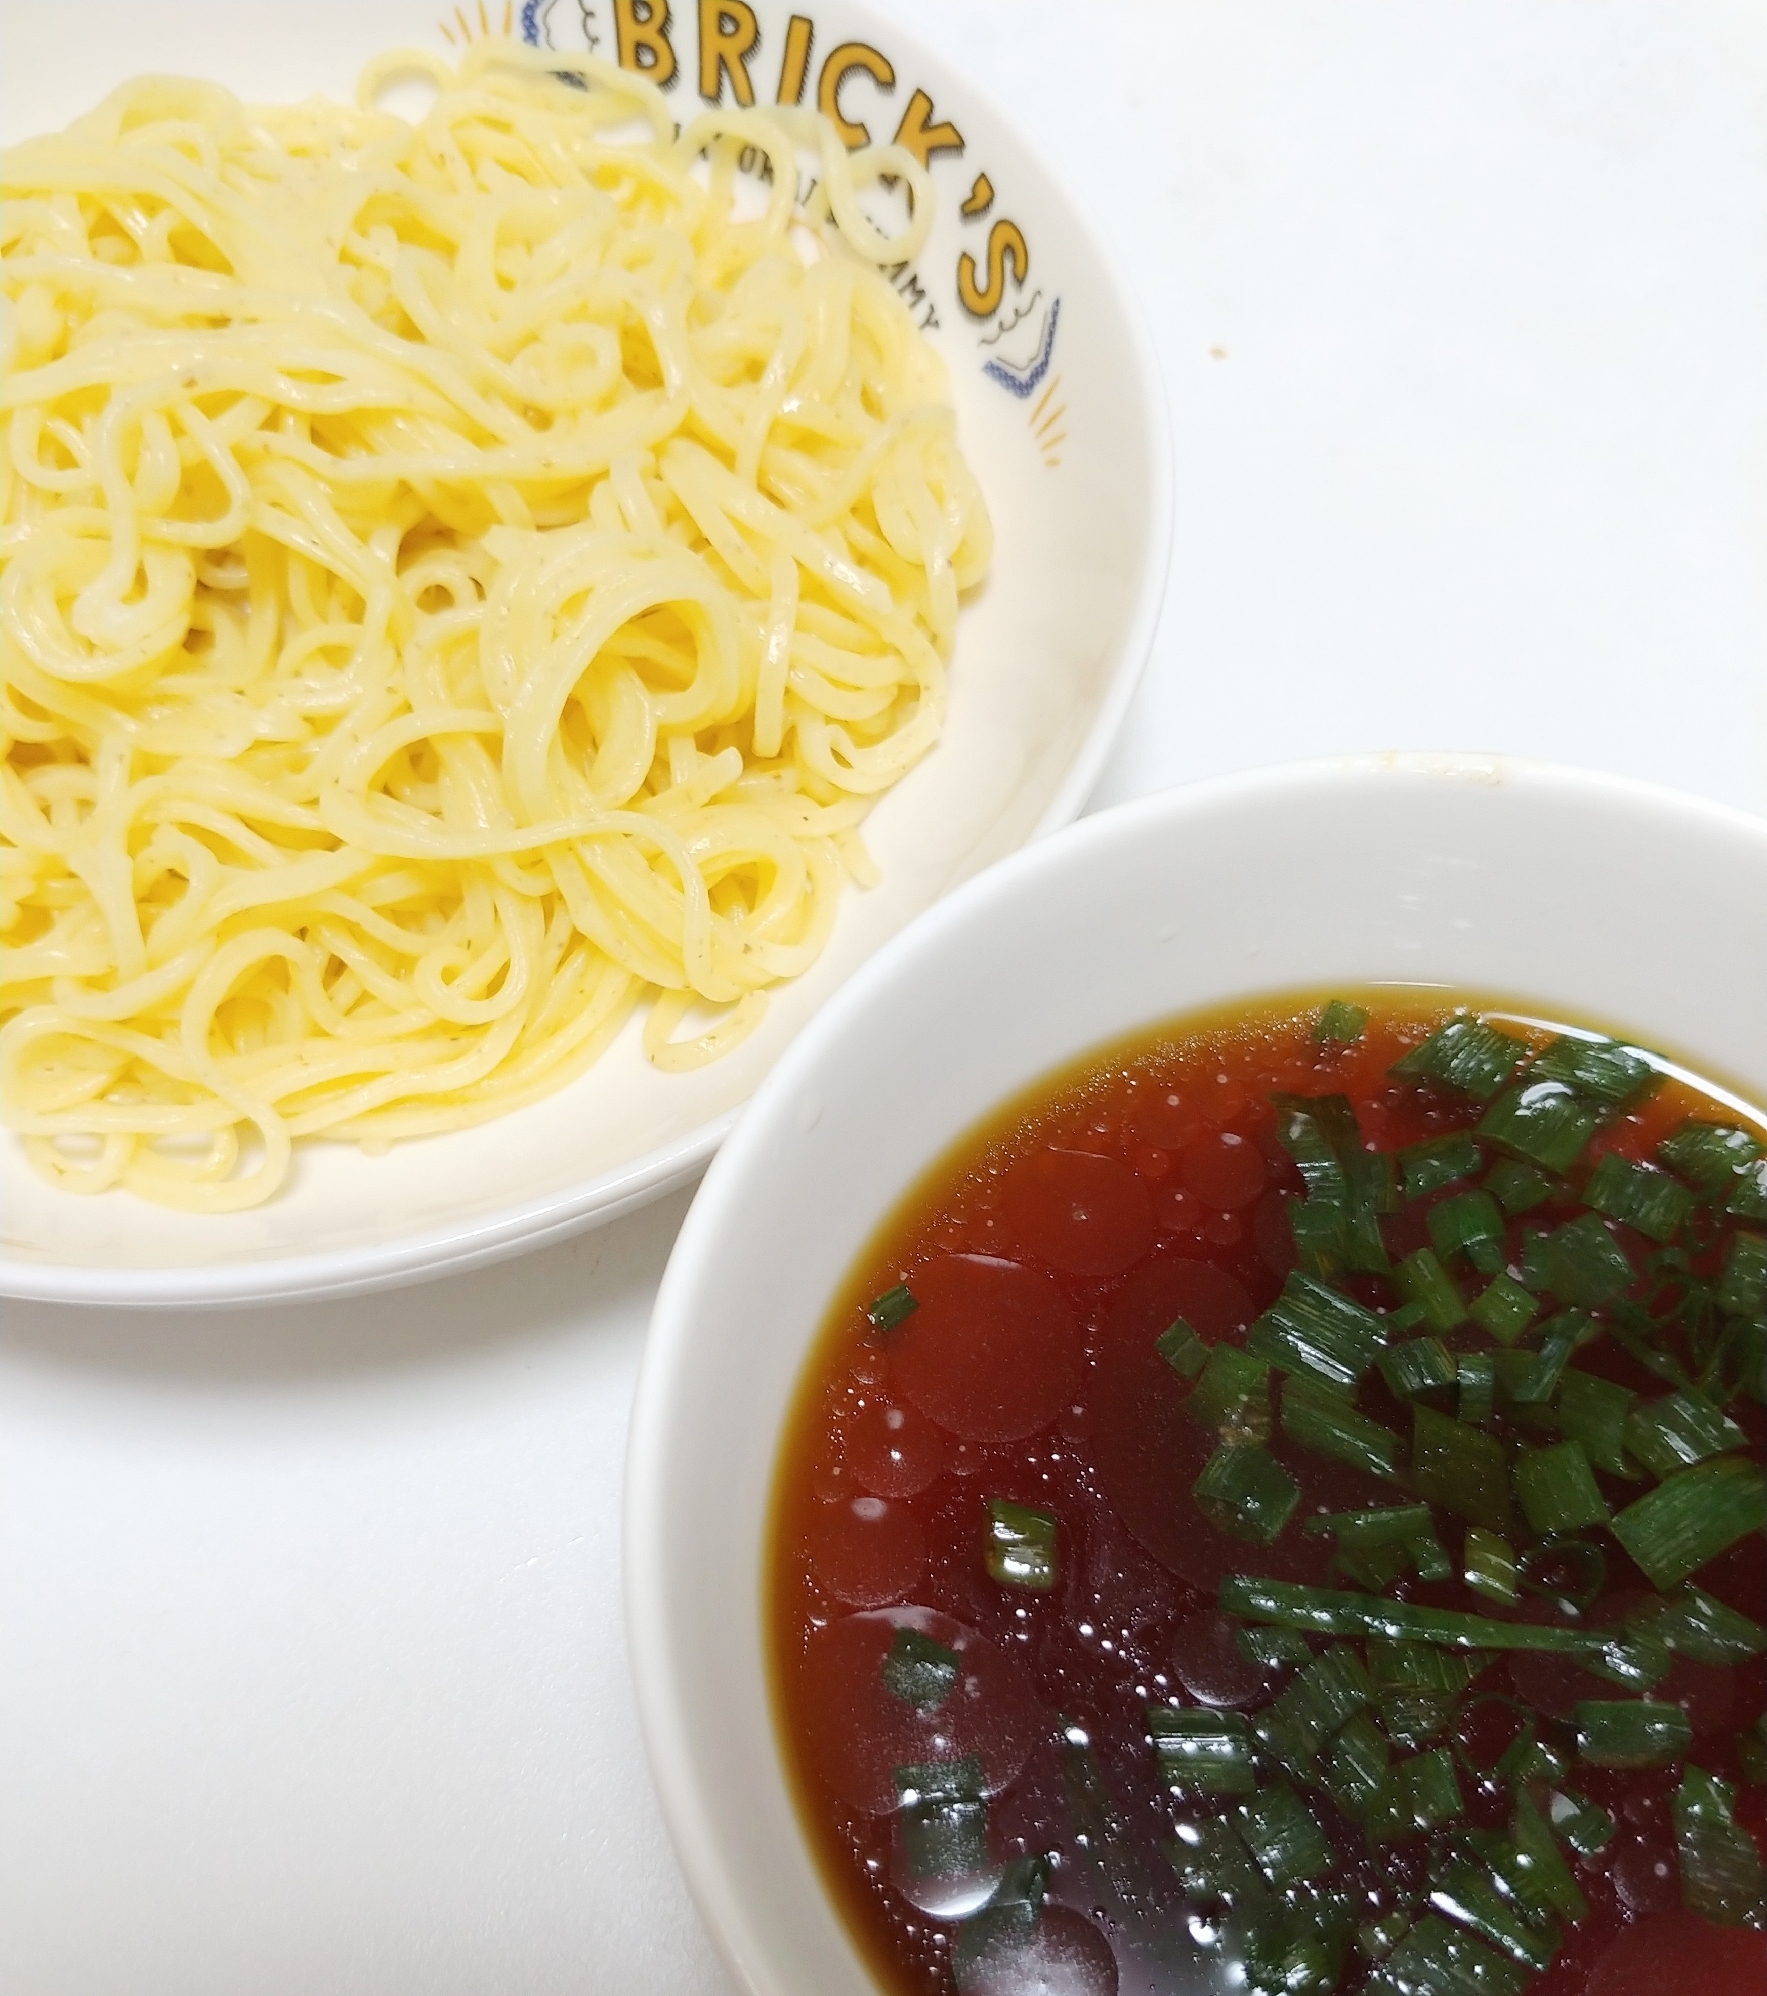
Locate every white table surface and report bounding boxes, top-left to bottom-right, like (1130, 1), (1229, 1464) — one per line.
(2, 4), (1763, 1991)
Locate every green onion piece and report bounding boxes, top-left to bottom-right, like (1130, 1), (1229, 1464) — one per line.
(895, 1754), (986, 1806)
(1307, 1503), (1434, 1547)
(1555, 1368), (1637, 1476)
(1325, 1713), (1391, 1813)
(1657, 1120), (1764, 1200)
(1272, 1091), (1361, 1198)
(1148, 1706), (1255, 1793)
(1156, 1316), (1209, 1383)
(882, 1628), (962, 1713)
(1412, 1529), (1456, 1584)
(1366, 1915), (1529, 1996)
(1549, 1791), (1616, 1858)
(1186, 1343), (1273, 1443)
(1516, 1440), (1610, 1534)
(951, 1852), (1051, 1981)
(1379, 1692), (1458, 1755)
(1625, 1389), (1748, 1480)
(1217, 1577), (1667, 1686)
(1728, 1159), (1767, 1222)
(1269, 1644), (1376, 1757)
(1459, 1353), (1495, 1426)
(1247, 1270), (1390, 1391)
(1239, 1893), (1355, 1995)
(1673, 1766), (1766, 1926)
(1411, 1404), (1511, 1532)
(1479, 1082), (1602, 1176)
(1194, 1444), (1300, 1546)
(1402, 1134), (1485, 1201)
(1512, 1791), (1589, 1923)
(984, 1497), (1059, 1589)
(1634, 1584), (1767, 1665)
(1377, 1748), (1464, 1836)
(1392, 1018), (1526, 1101)
(1521, 1213), (1634, 1307)
(1583, 1154), (1695, 1244)
(1316, 999), (1369, 1044)
(1234, 1784), (1334, 1888)
(1463, 1528), (1519, 1606)
(1611, 1456), (1767, 1589)
(899, 1789), (991, 1886)
(1282, 1375), (1402, 1481)
(1395, 1248), (1468, 1333)
(1429, 1191), (1508, 1276)
(1739, 1719), (1767, 1786)
(1289, 1196), (1352, 1280)
(1166, 1817), (1267, 1908)
(1508, 1316), (1583, 1406)
(1486, 1157), (1554, 1215)
(1367, 1639), (1481, 1697)
(1715, 1230), (1766, 1319)
(1237, 1624), (1317, 1669)
(1428, 1865), (1558, 1973)
(1528, 1035), (1658, 1105)
(1467, 1274), (1538, 1346)
(1576, 1699), (1694, 1767)
(1379, 1336), (1459, 1400)
(866, 1281), (919, 1330)
(1359, 1910), (1413, 1964)
(1517, 1537), (1609, 1616)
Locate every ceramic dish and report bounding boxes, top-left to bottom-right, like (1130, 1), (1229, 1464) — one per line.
(0, 0), (1168, 1307)
(628, 754), (1767, 1996)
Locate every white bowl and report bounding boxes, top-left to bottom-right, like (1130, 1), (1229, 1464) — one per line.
(0, 0), (1168, 1306)
(628, 754), (1767, 1996)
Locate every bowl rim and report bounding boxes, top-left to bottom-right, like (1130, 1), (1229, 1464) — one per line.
(0, 0), (1174, 1311)
(626, 749), (1767, 1996)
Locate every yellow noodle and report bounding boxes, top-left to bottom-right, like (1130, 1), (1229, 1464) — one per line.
(0, 39), (990, 1210)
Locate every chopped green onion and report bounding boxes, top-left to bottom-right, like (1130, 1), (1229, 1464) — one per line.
(1155, 1316), (1209, 1382)
(1395, 1248), (1468, 1333)
(1283, 1375), (1402, 1480)
(1463, 1528), (1519, 1606)
(1549, 1791), (1616, 1858)
(1479, 1082), (1601, 1175)
(1367, 1748), (1464, 1840)
(1583, 1154), (1694, 1244)
(1467, 1274), (1538, 1346)
(1217, 1577), (1668, 1686)
(1379, 1336), (1459, 1401)
(1486, 1157), (1554, 1215)
(1611, 1455), (1767, 1589)
(1508, 1316), (1583, 1405)
(1512, 1791), (1588, 1923)
(1528, 1035), (1657, 1105)
(1516, 1440), (1609, 1534)
(898, 1789), (990, 1885)
(1393, 1018), (1525, 1100)
(866, 1281), (919, 1330)
(1410, 1404), (1511, 1532)
(1316, 999), (1369, 1045)
(1366, 1916), (1528, 1996)
(1657, 1120), (1764, 1201)
(1234, 1784), (1334, 1887)
(1673, 1766), (1766, 1926)
(1307, 1502), (1435, 1546)
(1289, 1196), (1353, 1279)
(1576, 1700), (1693, 1767)
(984, 1497), (1059, 1589)
(1238, 1624), (1317, 1669)
(1166, 1817), (1267, 1908)
(1402, 1133), (1485, 1201)
(1247, 1270), (1390, 1391)
(1459, 1353), (1495, 1426)
(1715, 1230), (1766, 1319)
(1739, 1718), (1767, 1786)
(882, 1628), (962, 1713)
(1626, 1389), (1747, 1479)
(1148, 1706), (1255, 1793)
(1268, 1644), (1376, 1757)
(1555, 1368), (1637, 1476)
(1325, 1713), (1391, 1813)
(1517, 1537), (1609, 1615)
(1633, 1584), (1767, 1665)
(1358, 1910), (1413, 1964)
(1429, 1191), (1508, 1276)
(1186, 1343), (1273, 1443)
(952, 1852), (1050, 1981)
(1368, 1639), (1481, 1696)
(1428, 1865), (1558, 1972)
(1194, 1444), (1300, 1546)
(895, 1754), (986, 1806)
(1521, 1214), (1634, 1307)
(1728, 1159), (1767, 1222)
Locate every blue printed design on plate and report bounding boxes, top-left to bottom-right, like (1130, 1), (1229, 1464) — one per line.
(981, 298), (1060, 399)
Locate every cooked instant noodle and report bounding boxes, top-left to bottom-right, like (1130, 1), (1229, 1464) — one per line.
(0, 40), (990, 1210)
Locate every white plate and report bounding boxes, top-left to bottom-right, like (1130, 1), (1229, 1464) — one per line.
(0, 0), (1170, 1306)
(629, 754), (1767, 1996)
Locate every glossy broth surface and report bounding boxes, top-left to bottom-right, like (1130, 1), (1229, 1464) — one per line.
(769, 996), (1767, 1996)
